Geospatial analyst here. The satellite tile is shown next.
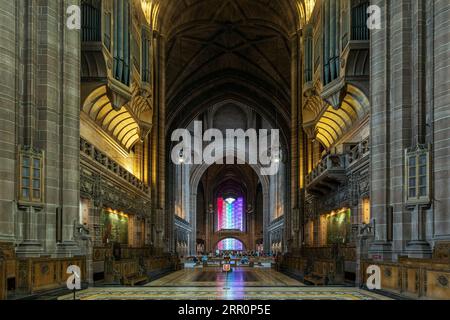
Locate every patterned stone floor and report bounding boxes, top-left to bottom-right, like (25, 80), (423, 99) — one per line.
(58, 268), (390, 300)
(147, 268), (303, 287)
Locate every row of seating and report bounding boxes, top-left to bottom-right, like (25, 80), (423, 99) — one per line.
(105, 255), (179, 286)
(279, 256), (338, 286)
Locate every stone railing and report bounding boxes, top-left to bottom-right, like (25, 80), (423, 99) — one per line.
(346, 138), (370, 167)
(80, 138), (149, 193)
(305, 138), (370, 188)
(306, 154), (346, 186)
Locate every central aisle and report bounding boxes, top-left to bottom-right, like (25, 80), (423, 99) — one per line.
(147, 268), (303, 287)
(59, 268), (390, 300)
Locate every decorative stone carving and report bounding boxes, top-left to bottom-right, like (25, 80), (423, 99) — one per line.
(438, 275), (449, 288)
(80, 162), (150, 218)
(433, 242), (450, 261)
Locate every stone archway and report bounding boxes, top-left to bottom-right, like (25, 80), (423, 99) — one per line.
(214, 237), (248, 252)
(188, 148), (271, 255)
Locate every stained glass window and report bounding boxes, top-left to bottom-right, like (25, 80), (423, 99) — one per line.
(217, 197), (244, 232)
(217, 238), (244, 251)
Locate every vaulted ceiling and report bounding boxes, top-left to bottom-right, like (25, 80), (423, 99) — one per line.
(163, 0), (298, 134)
(200, 163), (260, 201)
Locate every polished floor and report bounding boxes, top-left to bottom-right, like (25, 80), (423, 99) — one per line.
(148, 268), (303, 287)
(59, 268), (390, 300)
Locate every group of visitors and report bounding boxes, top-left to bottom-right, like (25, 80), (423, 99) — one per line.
(190, 250), (276, 266)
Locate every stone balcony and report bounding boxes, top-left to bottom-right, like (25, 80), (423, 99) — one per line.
(306, 154), (347, 195)
(345, 138), (370, 169)
(306, 138), (370, 195)
(80, 138), (149, 193)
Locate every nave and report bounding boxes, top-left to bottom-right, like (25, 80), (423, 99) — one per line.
(58, 267), (389, 301)
(0, 0), (449, 302)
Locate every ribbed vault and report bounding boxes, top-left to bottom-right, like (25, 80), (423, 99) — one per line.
(157, 0), (308, 144)
(82, 86), (143, 151)
(315, 85), (370, 148)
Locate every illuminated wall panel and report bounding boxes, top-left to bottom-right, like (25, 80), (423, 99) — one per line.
(217, 238), (244, 251)
(217, 197), (244, 231)
(326, 208), (351, 244)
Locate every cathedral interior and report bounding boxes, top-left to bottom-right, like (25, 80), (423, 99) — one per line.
(0, 0), (449, 301)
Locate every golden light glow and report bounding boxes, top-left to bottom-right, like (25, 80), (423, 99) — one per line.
(297, 0), (317, 25)
(105, 208), (129, 219)
(141, 0), (153, 25)
(319, 215), (327, 246)
(306, 220), (314, 246)
(303, 0), (317, 23)
(315, 85), (370, 149)
(141, 0), (160, 28)
(362, 198), (371, 224)
(82, 85), (140, 151)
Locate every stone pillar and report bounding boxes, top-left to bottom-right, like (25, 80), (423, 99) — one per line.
(206, 204), (213, 252)
(190, 191), (197, 256)
(368, 0), (393, 260)
(56, 0), (82, 256)
(0, 0), (18, 244)
(151, 32), (167, 254)
(263, 187), (270, 253)
(290, 32), (303, 252)
(431, 0), (450, 242)
(247, 204), (255, 251)
(159, 35), (168, 253)
(12, 1), (44, 256)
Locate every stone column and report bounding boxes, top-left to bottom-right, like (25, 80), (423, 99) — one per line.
(247, 204), (255, 251)
(405, 0), (432, 259)
(0, 0), (18, 244)
(190, 191), (197, 256)
(368, 0), (393, 260)
(263, 186), (270, 253)
(151, 32), (167, 254)
(206, 204), (213, 252)
(431, 0), (450, 242)
(56, 0), (82, 256)
(290, 32), (303, 252)
(13, 1), (43, 256)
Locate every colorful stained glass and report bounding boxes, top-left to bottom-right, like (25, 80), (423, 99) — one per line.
(217, 238), (244, 251)
(217, 197), (244, 231)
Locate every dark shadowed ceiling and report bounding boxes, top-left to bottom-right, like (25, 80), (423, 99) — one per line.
(162, 0), (298, 134)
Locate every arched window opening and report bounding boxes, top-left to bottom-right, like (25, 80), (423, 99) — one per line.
(217, 197), (244, 232)
(217, 238), (244, 251)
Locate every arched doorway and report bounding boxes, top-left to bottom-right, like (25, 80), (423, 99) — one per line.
(164, 1), (293, 257)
